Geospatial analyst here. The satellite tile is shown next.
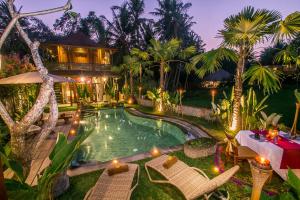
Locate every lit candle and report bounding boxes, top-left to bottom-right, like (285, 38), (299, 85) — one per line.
(255, 156), (270, 166)
(150, 147), (161, 157)
(112, 159), (120, 168)
(213, 166), (220, 173)
(70, 129), (76, 136)
(73, 120), (78, 125)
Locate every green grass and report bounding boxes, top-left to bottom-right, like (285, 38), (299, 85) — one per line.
(57, 170), (103, 200)
(57, 151), (286, 200)
(182, 85), (298, 128)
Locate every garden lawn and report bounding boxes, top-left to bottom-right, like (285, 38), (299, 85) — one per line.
(182, 85), (298, 129)
(57, 151), (286, 200)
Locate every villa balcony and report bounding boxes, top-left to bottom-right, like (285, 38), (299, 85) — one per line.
(46, 62), (112, 72)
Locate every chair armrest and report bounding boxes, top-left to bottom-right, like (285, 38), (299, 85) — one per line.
(190, 167), (210, 180)
(83, 187), (94, 200)
(144, 164), (169, 184)
(207, 165), (240, 190)
(131, 165), (140, 191)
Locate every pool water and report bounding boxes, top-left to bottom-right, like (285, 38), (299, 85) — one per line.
(75, 108), (189, 162)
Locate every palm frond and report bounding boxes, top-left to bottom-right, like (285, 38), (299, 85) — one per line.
(192, 48), (238, 78)
(244, 64), (282, 94)
(272, 11), (300, 42)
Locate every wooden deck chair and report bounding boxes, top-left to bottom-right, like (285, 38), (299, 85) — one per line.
(145, 155), (239, 200)
(84, 163), (139, 200)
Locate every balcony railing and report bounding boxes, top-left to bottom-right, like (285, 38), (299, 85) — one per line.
(46, 62), (112, 72)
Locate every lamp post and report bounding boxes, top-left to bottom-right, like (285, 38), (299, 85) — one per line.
(210, 89), (217, 104)
(138, 85), (142, 100)
(291, 102), (300, 138)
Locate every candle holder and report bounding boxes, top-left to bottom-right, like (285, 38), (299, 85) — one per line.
(250, 156), (273, 200)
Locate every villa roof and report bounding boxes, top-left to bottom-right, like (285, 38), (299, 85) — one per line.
(203, 69), (233, 81)
(44, 32), (114, 49)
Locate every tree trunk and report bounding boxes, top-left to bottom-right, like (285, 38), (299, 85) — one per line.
(231, 48), (245, 131)
(159, 61), (165, 111)
(139, 64), (142, 84)
(130, 68), (134, 97)
(0, 0), (71, 172)
(160, 61), (164, 90)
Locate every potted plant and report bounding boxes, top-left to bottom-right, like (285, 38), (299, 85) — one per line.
(184, 137), (217, 158)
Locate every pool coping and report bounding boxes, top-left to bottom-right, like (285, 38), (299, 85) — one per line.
(67, 107), (210, 177)
(126, 107), (210, 139)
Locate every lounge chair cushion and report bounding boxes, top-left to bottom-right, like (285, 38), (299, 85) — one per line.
(163, 156), (178, 169)
(107, 164), (129, 176)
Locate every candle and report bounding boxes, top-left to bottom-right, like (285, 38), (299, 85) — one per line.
(70, 129), (76, 136)
(112, 159), (120, 168)
(213, 166), (220, 173)
(150, 147), (161, 157)
(255, 156), (270, 167)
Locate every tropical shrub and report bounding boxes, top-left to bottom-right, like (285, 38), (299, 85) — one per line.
(262, 169), (300, 200)
(259, 111), (282, 129)
(4, 130), (92, 200)
(77, 85), (90, 104)
(212, 88), (269, 132)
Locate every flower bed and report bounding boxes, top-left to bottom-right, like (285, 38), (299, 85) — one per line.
(184, 137), (217, 158)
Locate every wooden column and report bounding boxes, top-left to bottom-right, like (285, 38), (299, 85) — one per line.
(291, 103), (300, 137)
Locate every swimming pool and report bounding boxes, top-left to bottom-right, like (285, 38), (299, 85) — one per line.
(74, 108), (190, 162)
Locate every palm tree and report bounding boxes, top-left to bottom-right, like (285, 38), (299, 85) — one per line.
(132, 38), (195, 110)
(101, 0), (148, 64)
(191, 6), (300, 131)
(151, 0), (193, 43)
(122, 55), (140, 98)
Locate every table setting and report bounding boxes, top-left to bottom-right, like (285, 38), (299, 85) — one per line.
(235, 129), (300, 180)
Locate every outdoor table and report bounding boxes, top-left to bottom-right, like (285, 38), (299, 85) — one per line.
(235, 130), (300, 180)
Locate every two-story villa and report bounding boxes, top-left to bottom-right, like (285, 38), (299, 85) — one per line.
(43, 32), (118, 104)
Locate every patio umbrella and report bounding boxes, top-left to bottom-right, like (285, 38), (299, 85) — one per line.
(0, 71), (74, 84)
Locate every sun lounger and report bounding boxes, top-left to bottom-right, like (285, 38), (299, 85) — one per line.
(84, 163), (139, 200)
(145, 155), (239, 200)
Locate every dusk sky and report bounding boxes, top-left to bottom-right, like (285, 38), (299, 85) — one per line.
(15, 0), (300, 51)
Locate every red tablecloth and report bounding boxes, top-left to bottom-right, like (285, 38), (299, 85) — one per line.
(252, 130), (300, 169)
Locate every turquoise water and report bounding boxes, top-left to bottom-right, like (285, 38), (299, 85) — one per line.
(75, 108), (188, 162)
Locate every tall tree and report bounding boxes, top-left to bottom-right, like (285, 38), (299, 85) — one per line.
(0, 0), (72, 172)
(191, 6), (300, 131)
(0, 1), (53, 55)
(151, 0), (204, 49)
(53, 11), (81, 36)
(132, 38), (195, 110)
(80, 11), (108, 44)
